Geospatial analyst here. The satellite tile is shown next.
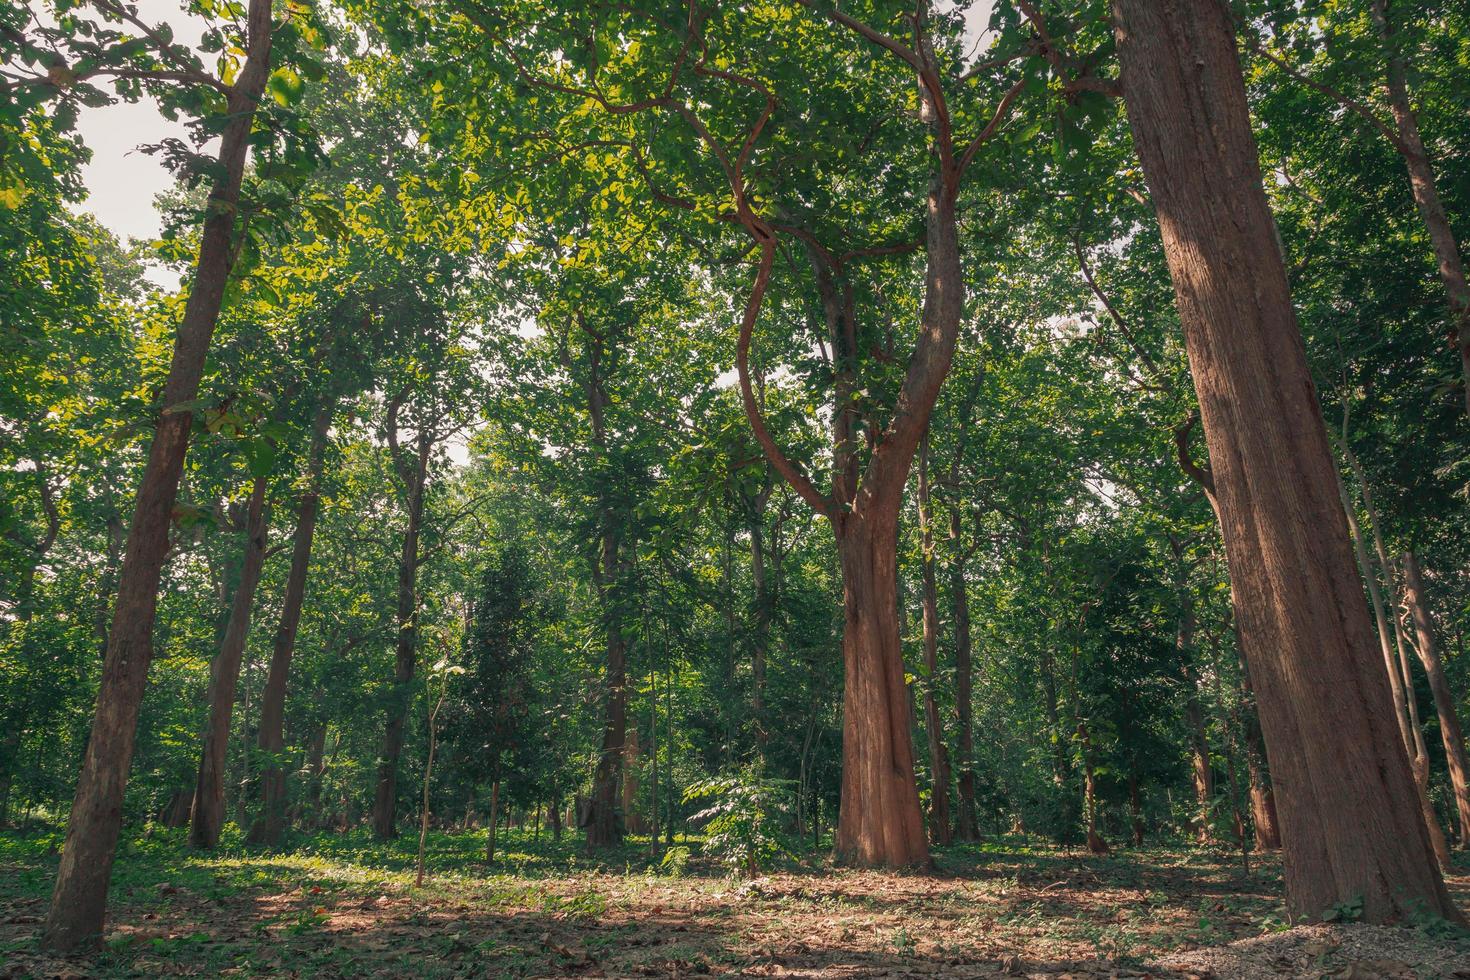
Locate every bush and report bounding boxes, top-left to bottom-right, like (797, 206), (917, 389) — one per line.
(683, 767), (794, 877)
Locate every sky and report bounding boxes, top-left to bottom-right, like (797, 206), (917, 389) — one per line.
(73, 0), (997, 266)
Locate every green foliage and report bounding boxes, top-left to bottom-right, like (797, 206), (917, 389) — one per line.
(683, 768), (794, 877)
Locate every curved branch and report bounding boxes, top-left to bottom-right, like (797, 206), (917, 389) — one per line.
(737, 241), (833, 518)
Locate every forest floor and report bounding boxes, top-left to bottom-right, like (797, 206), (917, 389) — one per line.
(1, 827), (1468, 978)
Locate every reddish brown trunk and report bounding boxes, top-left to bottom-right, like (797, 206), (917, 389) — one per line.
(1236, 654), (1282, 850)
(190, 477), (269, 849)
(834, 511), (928, 867)
(40, 1), (273, 953)
(1402, 551), (1470, 844)
(916, 438), (951, 845)
(949, 509), (980, 842)
(1078, 720), (1108, 855)
(249, 401), (333, 847)
(1113, 0), (1459, 923)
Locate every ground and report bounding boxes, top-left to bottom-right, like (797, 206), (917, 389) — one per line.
(1, 828), (1468, 978)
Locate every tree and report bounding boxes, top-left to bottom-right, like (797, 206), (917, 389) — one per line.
(1110, 0), (1460, 924)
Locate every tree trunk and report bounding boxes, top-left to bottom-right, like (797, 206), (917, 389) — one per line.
(249, 401), (333, 847)
(949, 509), (980, 842)
(1078, 720), (1108, 855)
(1336, 466), (1451, 866)
(586, 611), (627, 847)
(1402, 550), (1470, 844)
(833, 511), (929, 867)
(1128, 771), (1145, 846)
(485, 780), (499, 864)
(623, 724), (644, 835)
(189, 476), (269, 850)
(916, 437), (951, 845)
(1182, 669), (1214, 845)
(749, 501), (771, 754)
(305, 724), (327, 828)
(1112, 0), (1460, 924)
(40, 0), (273, 953)
(1236, 654), (1282, 850)
(371, 441), (428, 840)
(1368, 0), (1470, 416)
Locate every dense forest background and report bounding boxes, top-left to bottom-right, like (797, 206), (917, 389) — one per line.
(2, 0), (1470, 974)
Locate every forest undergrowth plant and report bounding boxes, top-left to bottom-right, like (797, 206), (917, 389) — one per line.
(683, 767), (795, 877)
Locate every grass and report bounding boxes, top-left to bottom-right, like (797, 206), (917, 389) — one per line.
(0, 825), (1465, 977)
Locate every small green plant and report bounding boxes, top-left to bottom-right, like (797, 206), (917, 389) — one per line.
(1321, 895), (1363, 923)
(660, 844), (692, 877)
(683, 766), (795, 877)
(892, 926), (916, 956)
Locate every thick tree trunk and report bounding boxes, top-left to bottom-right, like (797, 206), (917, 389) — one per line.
(189, 477), (269, 850)
(949, 509), (980, 842)
(1402, 550), (1470, 844)
(916, 438), (951, 845)
(1368, 0), (1470, 416)
(1112, 0), (1460, 924)
(371, 447), (427, 840)
(41, 1), (273, 953)
(586, 611), (628, 847)
(249, 401), (333, 847)
(833, 511), (929, 867)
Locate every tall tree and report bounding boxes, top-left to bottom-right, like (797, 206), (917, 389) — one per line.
(1110, 0), (1460, 923)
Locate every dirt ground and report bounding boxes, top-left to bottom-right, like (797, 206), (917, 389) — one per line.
(2, 830), (1468, 977)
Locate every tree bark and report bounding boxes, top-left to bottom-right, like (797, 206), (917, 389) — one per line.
(1402, 550), (1470, 845)
(749, 490), (772, 754)
(1236, 653), (1281, 850)
(1335, 465), (1451, 866)
(371, 431), (429, 840)
(623, 724), (644, 835)
(190, 477), (269, 850)
(916, 437), (951, 845)
(485, 780), (499, 863)
(40, 0), (273, 952)
(1112, 0), (1461, 924)
(832, 509), (929, 866)
(949, 508), (980, 842)
(249, 400), (333, 847)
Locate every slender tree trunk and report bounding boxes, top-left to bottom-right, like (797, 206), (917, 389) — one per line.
(833, 510), (929, 867)
(1078, 720), (1108, 855)
(1128, 771), (1145, 846)
(1336, 466), (1451, 866)
(586, 611), (627, 847)
(1403, 550), (1470, 844)
(249, 401), (333, 846)
(749, 501), (771, 754)
(485, 780), (499, 863)
(916, 438), (951, 845)
(371, 444), (427, 840)
(1236, 653), (1281, 850)
(1112, 0), (1460, 923)
(190, 477), (269, 850)
(623, 724), (643, 835)
(1182, 669), (1214, 845)
(304, 723), (326, 828)
(949, 509), (980, 841)
(1368, 0), (1470, 415)
(41, 1), (273, 952)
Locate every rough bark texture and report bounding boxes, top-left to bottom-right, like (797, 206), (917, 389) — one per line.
(190, 477), (269, 849)
(40, 2), (273, 952)
(1402, 550), (1470, 844)
(622, 725), (645, 835)
(249, 401), (333, 847)
(1112, 0), (1460, 924)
